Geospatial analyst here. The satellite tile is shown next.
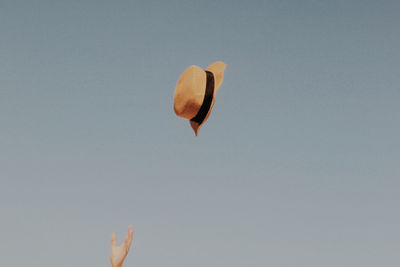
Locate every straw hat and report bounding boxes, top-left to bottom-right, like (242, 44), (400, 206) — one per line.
(173, 61), (226, 136)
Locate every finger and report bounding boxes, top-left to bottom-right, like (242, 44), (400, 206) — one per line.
(127, 225), (134, 247)
(111, 233), (117, 247)
(124, 225), (133, 249)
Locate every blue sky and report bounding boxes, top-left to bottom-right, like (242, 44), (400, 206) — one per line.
(1, 1), (399, 266)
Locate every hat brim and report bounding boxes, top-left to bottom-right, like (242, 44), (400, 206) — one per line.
(189, 91), (216, 136)
(189, 62), (226, 136)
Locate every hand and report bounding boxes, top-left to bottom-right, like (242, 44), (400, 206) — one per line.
(110, 225), (134, 267)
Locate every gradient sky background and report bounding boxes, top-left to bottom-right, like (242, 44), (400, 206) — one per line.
(1, 0), (399, 266)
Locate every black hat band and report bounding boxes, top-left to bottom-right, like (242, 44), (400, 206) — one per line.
(190, 70), (215, 125)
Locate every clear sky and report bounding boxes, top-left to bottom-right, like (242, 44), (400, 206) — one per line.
(1, 0), (399, 266)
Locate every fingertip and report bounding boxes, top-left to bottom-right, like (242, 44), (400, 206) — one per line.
(128, 225), (133, 235)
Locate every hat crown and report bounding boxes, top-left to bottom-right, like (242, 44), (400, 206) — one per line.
(173, 65), (206, 119)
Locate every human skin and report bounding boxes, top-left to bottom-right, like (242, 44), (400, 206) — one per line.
(110, 225), (134, 267)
